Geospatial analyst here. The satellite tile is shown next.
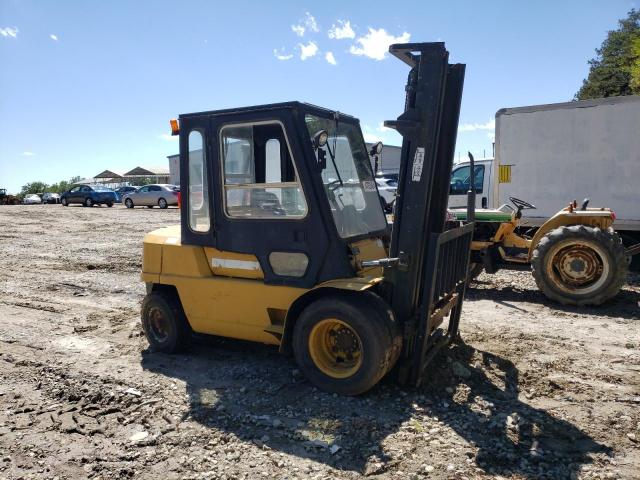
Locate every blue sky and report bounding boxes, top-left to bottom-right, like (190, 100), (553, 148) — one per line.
(0, 0), (635, 193)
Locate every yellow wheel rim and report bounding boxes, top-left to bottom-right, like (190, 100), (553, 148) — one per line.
(308, 319), (363, 379)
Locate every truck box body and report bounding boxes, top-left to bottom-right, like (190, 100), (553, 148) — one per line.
(448, 96), (640, 232)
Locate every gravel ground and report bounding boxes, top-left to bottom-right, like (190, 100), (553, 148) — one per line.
(0, 205), (638, 480)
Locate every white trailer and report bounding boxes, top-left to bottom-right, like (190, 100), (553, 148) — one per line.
(449, 95), (640, 238)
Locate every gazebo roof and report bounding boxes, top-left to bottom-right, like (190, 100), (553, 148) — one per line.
(124, 166), (170, 176)
(94, 169), (123, 179)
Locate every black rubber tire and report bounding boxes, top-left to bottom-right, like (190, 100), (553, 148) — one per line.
(125, 198), (134, 209)
(141, 290), (191, 353)
(61, 197), (68, 207)
(158, 198), (168, 209)
(147, 205), (154, 209)
(292, 295), (397, 396)
(106, 202), (113, 208)
(84, 198), (94, 207)
(531, 226), (627, 306)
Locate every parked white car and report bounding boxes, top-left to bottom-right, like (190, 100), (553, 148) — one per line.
(376, 177), (397, 212)
(23, 194), (42, 205)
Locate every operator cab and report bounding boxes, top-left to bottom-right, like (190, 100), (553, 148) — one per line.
(176, 102), (388, 288)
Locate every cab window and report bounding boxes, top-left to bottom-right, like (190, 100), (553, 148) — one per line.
(450, 165), (484, 194)
(188, 130), (210, 232)
(220, 122), (307, 219)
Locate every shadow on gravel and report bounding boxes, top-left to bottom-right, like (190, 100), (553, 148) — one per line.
(141, 335), (610, 477)
(467, 279), (640, 320)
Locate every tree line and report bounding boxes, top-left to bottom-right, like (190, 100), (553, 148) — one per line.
(19, 176), (83, 197)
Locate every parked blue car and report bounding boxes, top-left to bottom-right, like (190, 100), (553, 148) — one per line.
(60, 185), (118, 207)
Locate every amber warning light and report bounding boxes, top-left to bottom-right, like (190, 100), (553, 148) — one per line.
(170, 119), (180, 136)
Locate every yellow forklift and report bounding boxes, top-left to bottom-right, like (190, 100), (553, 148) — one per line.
(140, 43), (474, 395)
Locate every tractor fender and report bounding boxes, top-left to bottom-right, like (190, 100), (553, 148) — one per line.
(279, 277), (383, 353)
(528, 210), (615, 260)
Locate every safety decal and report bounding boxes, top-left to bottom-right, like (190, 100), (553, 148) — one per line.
(412, 147), (425, 182)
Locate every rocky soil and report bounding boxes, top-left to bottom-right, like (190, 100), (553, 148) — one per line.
(0, 205), (638, 479)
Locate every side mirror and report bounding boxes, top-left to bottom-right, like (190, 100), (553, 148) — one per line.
(369, 141), (383, 156)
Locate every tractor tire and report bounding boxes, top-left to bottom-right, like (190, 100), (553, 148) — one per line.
(292, 295), (398, 396)
(141, 290), (191, 353)
(531, 226), (627, 306)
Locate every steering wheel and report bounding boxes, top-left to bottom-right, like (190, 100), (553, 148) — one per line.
(509, 196), (536, 210)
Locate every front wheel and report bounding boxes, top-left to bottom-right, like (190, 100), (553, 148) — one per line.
(125, 198), (134, 209)
(158, 198), (168, 209)
(61, 197), (68, 207)
(531, 226), (627, 306)
(292, 294), (400, 395)
(84, 197), (94, 207)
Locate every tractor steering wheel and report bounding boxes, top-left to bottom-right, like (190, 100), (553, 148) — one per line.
(509, 196), (536, 210)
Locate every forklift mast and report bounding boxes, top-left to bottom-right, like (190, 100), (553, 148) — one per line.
(383, 43), (474, 385)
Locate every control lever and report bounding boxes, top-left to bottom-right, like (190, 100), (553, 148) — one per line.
(361, 257), (400, 268)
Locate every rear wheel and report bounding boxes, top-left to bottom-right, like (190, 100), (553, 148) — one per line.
(141, 290), (191, 353)
(531, 226), (627, 306)
(147, 205), (153, 209)
(125, 198), (134, 209)
(84, 198), (94, 207)
(106, 202), (113, 208)
(293, 295), (399, 395)
(61, 197), (68, 207)
(158, 198), (168, 209)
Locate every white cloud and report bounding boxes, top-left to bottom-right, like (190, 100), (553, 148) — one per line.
(304, 12), (319, 33)
(21, 151), (35, 156)
(349, 28), (410, 61)
(325, 51), (337, 65)
(328, 20), (355, 40)
(291, 12), (318, 38)
(299, 41), (318, 60)
(273, 47), (293, 61)
(458, 119), (495, 132)
(50, 34), (58, 41)
(0, 27), (19, 38)
(362, 123), (401, 145)
(158, 134), (178, 141)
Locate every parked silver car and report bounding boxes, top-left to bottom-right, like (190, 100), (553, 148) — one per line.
(122, 184), (179, 209)
(23, 194), (42, 205)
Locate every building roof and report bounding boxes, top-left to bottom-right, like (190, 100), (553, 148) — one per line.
(123, 166), (170, 176)
(94, 169), (123, 179)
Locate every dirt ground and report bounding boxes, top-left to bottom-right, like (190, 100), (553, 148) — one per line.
(0, 205), (638, 480)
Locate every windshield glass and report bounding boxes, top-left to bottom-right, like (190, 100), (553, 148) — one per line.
(305, 114), (387, 239)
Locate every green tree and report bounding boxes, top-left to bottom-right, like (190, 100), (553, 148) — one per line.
(576, 9), (640, 100)
(20, 181), (49, 196)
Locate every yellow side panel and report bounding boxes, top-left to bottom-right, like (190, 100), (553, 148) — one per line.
(162, 244), (212, 277)
(142, 243), (162, 275)
(162, 274), (306, 345)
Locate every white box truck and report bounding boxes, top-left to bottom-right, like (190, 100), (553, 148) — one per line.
(448, 95), (640, 246)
